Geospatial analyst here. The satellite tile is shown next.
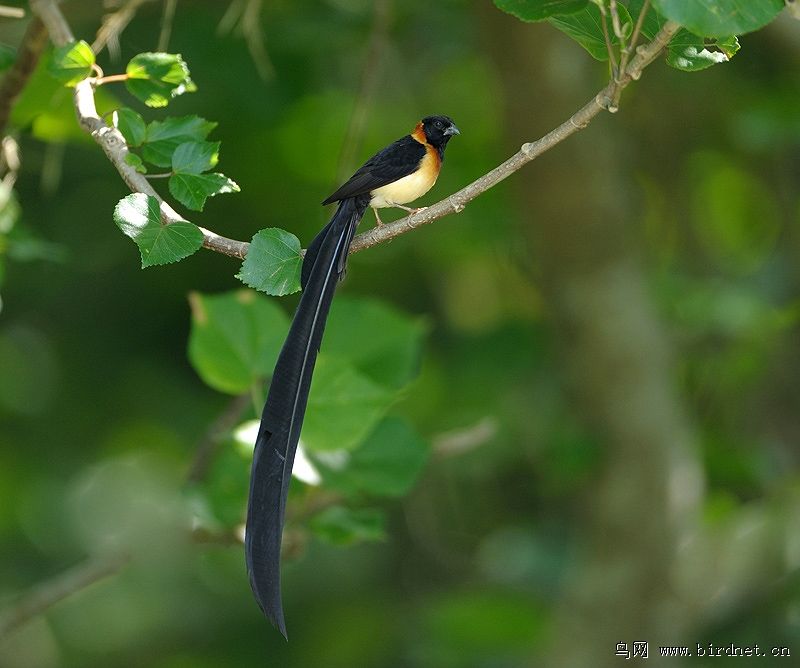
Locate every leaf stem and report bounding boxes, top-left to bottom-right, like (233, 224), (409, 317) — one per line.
(95, 73), (130, 86)
(612, 0), (651, 110)
(600, 3), (619, 78)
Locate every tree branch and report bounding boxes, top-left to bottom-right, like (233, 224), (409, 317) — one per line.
(29, 0), (250, 259)
(92, 0), (157, 58)
(347, 18), (680, 255)
(29, 0), (678, 267)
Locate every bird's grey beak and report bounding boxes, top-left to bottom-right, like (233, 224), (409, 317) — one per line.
(445, 124), (460, 136)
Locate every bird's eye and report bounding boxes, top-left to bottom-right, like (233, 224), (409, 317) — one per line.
(435, 120), (443, 128)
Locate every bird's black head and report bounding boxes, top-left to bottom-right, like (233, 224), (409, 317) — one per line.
(420, 115), (460, 153)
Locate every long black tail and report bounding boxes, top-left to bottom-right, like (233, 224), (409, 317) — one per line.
(245, 193), (370, 638)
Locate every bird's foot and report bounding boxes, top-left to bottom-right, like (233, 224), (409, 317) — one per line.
(391, 203), (427, 218)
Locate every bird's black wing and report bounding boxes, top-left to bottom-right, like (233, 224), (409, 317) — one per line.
(321, 136), (427, 205)
(245, 193), (371, 639)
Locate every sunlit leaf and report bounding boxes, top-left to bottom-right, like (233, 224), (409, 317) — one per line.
(142, 116), (217, 167)
(629, 0), (740, 71)
(113, 193), (203, 267)
(125, 52), (197, 107)
(666, 33), (739, 71)
(47, 40), (95, 86)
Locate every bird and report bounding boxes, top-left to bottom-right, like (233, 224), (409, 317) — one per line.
(245, 115), (459, 639)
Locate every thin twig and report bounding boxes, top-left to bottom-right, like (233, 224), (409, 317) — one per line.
(94, 73), (129, 85)
(93, 0), (156, 58)
(610, 0), (624, 40)
(157, 0), (178, 52)
(600, 3), (618, 78)
(347, 18), (680, 255)
(29, 0), (679, 264)
(0, 552), (131, 641)
(432, 416), (498, 460)
(217, 0), (274, 81)
(0, 6), (25, 19)
(626, 0), (651, 58)
(612, 0), (651, 109)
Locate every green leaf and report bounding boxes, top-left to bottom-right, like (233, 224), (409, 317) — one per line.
(548, 2), (632, 60)
(493, 0), (587, 22)
(113, 193), (203, 267)
(47, 40), (95, 86)
(308, 506), (386, 545)
(666, 33), (740, 71)
(629, 0), (667, 38)
(237, 228), (303, 296)
(187, 290), (291, 395)
(168, 140), (240, 210)
(653, 0), (783, 38)
(141, 116), (217, 167)
(125, 152), (147, 173)
(323, 295), (428, 390)
(629, 0), (740, 71)
(125, 52), (197, 107)
(171, 140), (219, 174)
(113, 107), (147, 147)
(167, 141), (239, 210)
(313, 417), (430, 498)
(303, 356), (395, 452)
(168, 171), (240, 211)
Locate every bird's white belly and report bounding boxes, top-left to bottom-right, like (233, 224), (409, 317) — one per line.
(370, 169), (437, 208)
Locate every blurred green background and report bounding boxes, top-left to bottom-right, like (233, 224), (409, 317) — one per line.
(2, 0), (800, 666)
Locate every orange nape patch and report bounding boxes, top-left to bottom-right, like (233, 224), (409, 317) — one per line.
(411, 121), (427, 144)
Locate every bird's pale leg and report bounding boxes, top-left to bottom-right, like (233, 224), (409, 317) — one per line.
(391, 202), (427, 215)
